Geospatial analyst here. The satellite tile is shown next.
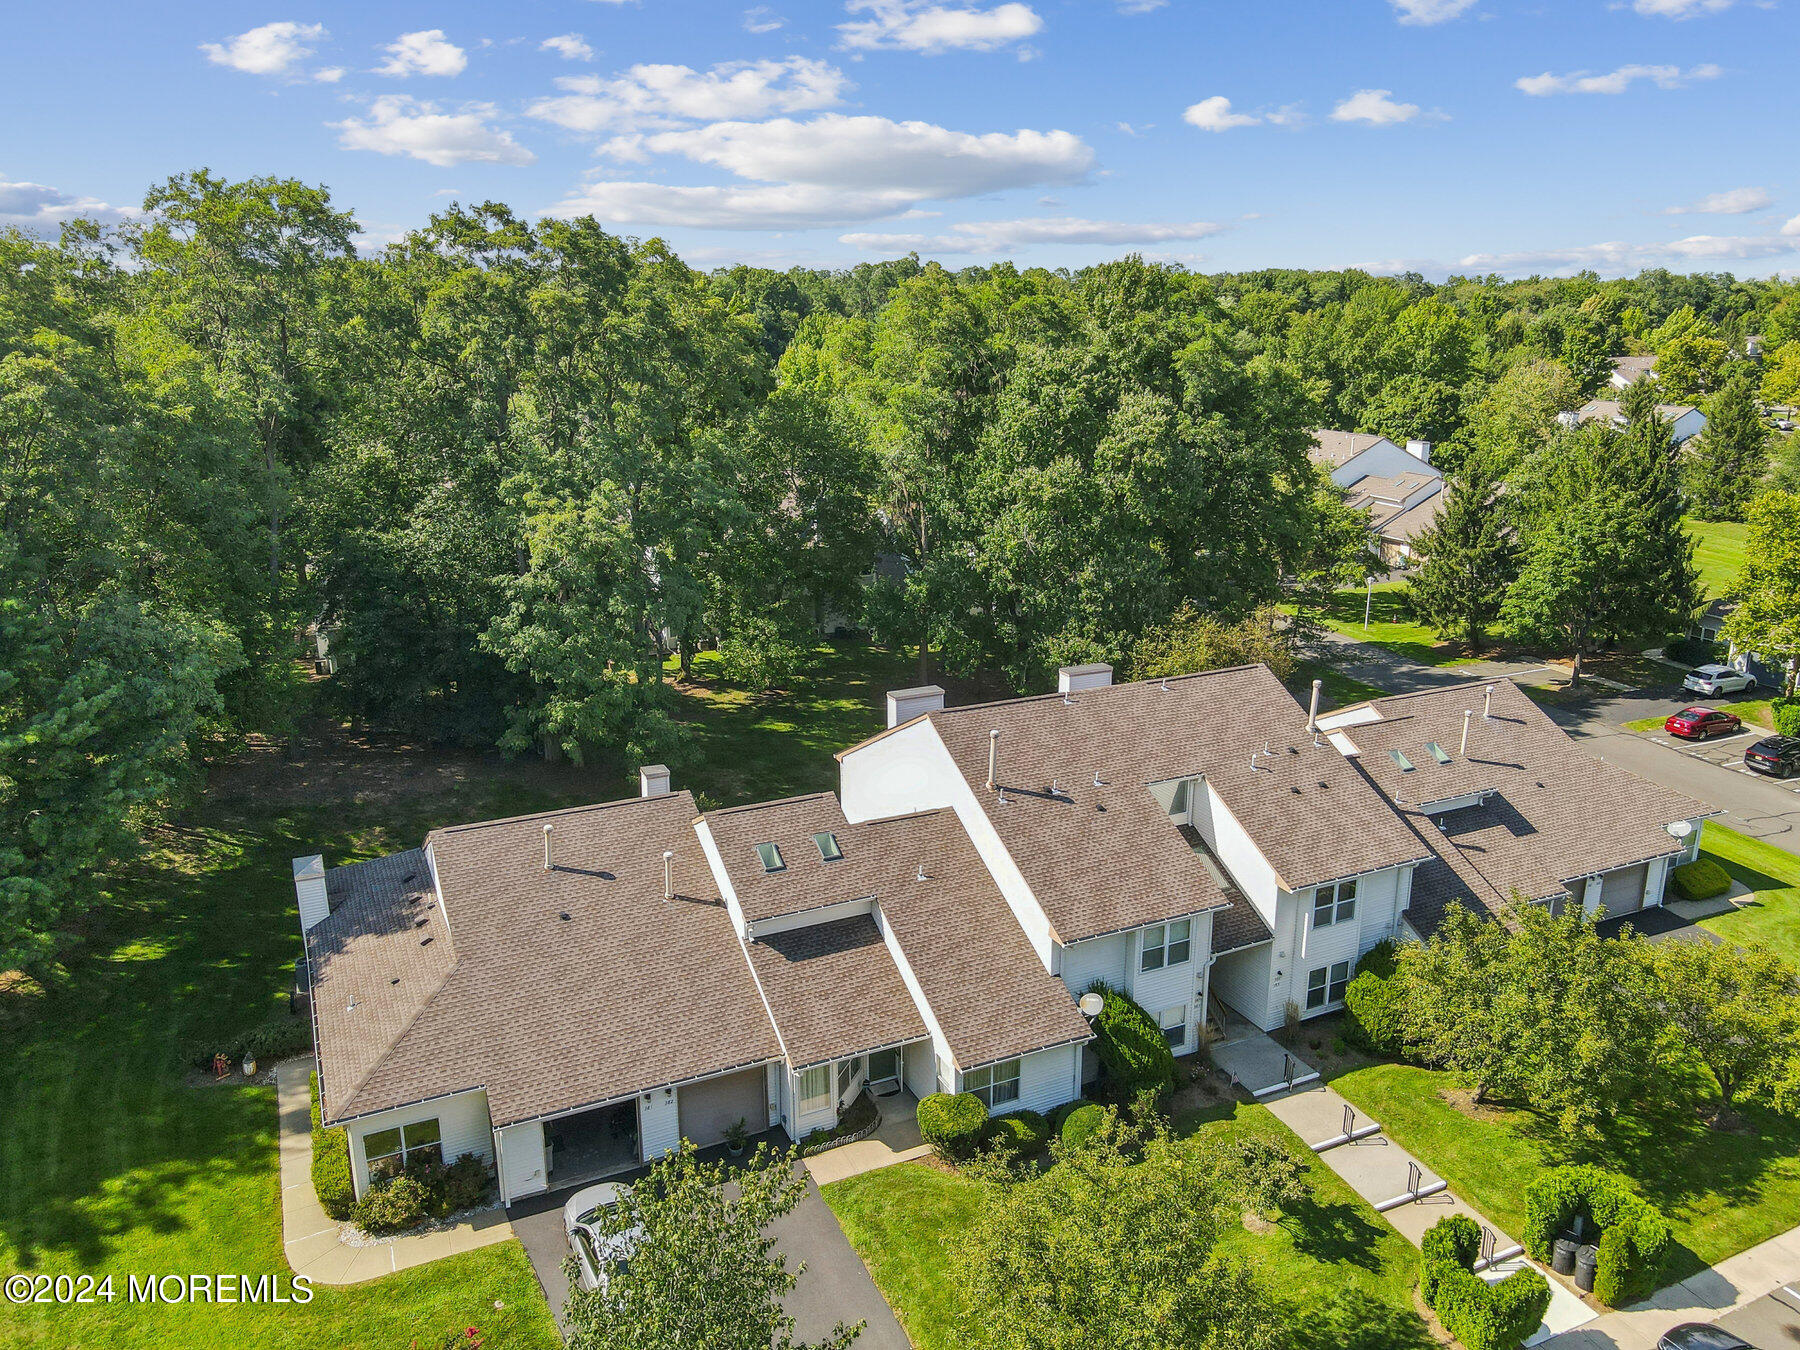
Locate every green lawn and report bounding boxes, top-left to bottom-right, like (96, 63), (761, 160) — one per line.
(822, 1104), (1432, 1350)
(1289, 583), (1474, 668)
(1687, 516), (1748, 601)
(1293, 659), (1389, 711)
(1696, 822), (1800, 965)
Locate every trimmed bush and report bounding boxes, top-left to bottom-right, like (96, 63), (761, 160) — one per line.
(1355, 938), (1400, 981)
(984, 1110), (1050, 1159)
(236, 1015), (313, 1065)
(917, 1092), (988, 1156)
(1670, 858), (1731, 903)
(1523, 1165), (1672, 1307)
(1344, 969), (1405, 1055)
(1420, 1214), (1550, 1350)
(355, 1174), (432, 1234)
(309, 1073), (355, 1221)
(1087, 984), (1176, 1101)
(1773, 698), (1800, 739)
(1049, 1098), (1091, 1133)
(1667, 635), (1725, 668)
(1059, 1102), (1107, 1151)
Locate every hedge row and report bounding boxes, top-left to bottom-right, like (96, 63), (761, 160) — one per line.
(309, 1073), (355, 1220)
(1773, 698), (1800, 739)
(1057, 1102), (1106, 1150)
(983, 1110), (1051, 1159)
(1344, 939), (1406, 1056)
(1087, 984), (1176, 1099)
(1420, 1214), (1550, 1350)
(917, 1092), (987, 1156)
(1670, 858), (1731, 903)
(355, 1154), (492, 1234)
(1523, 1165), (1671, 1306)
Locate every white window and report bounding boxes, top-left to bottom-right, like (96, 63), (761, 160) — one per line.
(1312, 879), (1357, 929)
(798, 1064), (831, 1113)
(1140, 918), (1192, 971)
(1305, 960), (1351, 1011)
(965, 1059), (1021, 1109)
(364, 1117), (442, 1181)
(1170, 779), (1191, 815)
(1160, 1005), (1188, 1050)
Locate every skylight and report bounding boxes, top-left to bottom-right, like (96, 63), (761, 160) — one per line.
(754, 842), (785, 873)
(1389, 749), (1415, 772)
(1426, 742), (1452, 765)
(814, 832), (843, 863)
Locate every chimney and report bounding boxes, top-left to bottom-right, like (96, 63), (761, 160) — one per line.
(987, 729), (1001, 788)
(885, 684), (945, 728)
(663, 849), (674, 901)
(1307, 678), (1323, 733)
(1405, 439), (1432, 465)
(1461, 709), (1472, 756)
(1057, 663), (1114, 694)
(639, 764), (671, 798)
(1483, 684), (1494, 720)
(543, 823), (554, 871)
(293, 854), (330, 933)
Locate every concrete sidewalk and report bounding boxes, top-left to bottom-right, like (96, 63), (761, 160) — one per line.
(804, 1098), (932, 1187)
(1261, 1074), (1595, 1345)
(276, 1058), (515, 1284)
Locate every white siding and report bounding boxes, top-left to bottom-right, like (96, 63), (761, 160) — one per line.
(694, 819), (747, 936)
(960, 1043), (1081, 1118)
(872, 898), (957, 1100)
(1211, 943), (1273, 1027)
(347, 1089), (494, 1200)
(495, 1118), (546, 1205)
(1326, 437), (1442, 492)
(1059, 932), (1128, 996)
(903, 1040), (935, 1098)
(1128, 913), (1210, 1053)
(640, 1089), (681, 1161)
(1203, 784), (1283, 926)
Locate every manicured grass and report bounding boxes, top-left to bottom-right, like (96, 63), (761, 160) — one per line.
(1697, 822), (1800, 966)
(1330, 1058), (1800, 1288)
(1293, 659), (1390, 711)
(1687, 516), (1748, 601)
(1288, 583), (1474, 667)
(822, 1103), (1432, 1350)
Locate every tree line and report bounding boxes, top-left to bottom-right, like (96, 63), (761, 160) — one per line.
(7, 169), (1800, 972)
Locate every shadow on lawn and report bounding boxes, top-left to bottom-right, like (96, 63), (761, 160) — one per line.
(1288, 1287), (1437, 1350)
(1280, 1193), (1390, 1273)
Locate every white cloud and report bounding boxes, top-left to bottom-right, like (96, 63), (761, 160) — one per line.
(314, 66), (346, 83)
(0, 178), (129, 231)
(743, 6), (786, 31)
(547, 181), (925, 229)
(1329, 89), (1421, 124)
(1389, 0), (1479, 23)
(334, 96), (535, 166)
(1633, 0), (1734, 15)
(1116, 0), (1167, 11)
(1515, 62), (1722, 95)
(200, 21), (327, 77)
(530, 58), (849, 133)
(1453, 232), (1798, 274)
(377, 30), (467, 78)
(620, 115), (1092, 197)
(1183, 95), (1261, 132)
(1783, 215), (1800, 237)
(840, 215), (1225, 253)
(837, 0), (1043, 53)
(1663, 186), (1773, 215)
(541, 34), (594, 61)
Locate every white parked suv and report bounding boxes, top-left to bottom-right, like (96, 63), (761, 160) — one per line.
(563, 1182), (642, 1291)
(1682, 664), (1756, 696)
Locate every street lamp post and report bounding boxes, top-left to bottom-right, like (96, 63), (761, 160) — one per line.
(1363, 575), (1376, 630)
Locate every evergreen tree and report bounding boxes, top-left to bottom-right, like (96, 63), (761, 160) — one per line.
(1406, 452), (1520, 652)
(1686, 368), (1768, 521)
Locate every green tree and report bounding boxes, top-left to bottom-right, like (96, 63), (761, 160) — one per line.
(952, 1109), (1282, 1350)
(1686, 369), (1768, 522)
(1651, 305), (1727, 403)
(1398, 905), (1526, 1105)
(1131, 604), (1296, 682)
(1723, 489), (1800, 695)
(1209, 1135), (1308, 1222)
(1405, 453), (1519, 652)
(1460, 358), (1582, 478)
(1654, 939), (1800, 1117)
(1761, 343), (1800, 411)
(564, 1141), (859, 1350)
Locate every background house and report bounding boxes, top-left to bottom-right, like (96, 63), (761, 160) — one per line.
(1607, 355), (1658, 389)
(1309, 430), (1446, 565)
(1575, 398), (1706, 446)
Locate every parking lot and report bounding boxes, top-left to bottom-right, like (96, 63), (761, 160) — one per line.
(1633, 723), (1800, 793)
(1709, 1277), (1800, 1346)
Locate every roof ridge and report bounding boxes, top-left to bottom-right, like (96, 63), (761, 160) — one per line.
(427, 790), (693, 840)
(928, 664), (1268, 720)
(703, 790), (840, 819)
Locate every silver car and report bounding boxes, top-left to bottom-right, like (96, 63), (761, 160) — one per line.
(1683, 664), (1756, 696)
(563, 1182), (643, 1291)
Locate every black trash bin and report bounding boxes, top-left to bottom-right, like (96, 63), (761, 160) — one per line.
(1552, 1237), (1579, 1275)
(1574, 1244), (1599, 1293)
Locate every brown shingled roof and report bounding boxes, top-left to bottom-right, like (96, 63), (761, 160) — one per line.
(703, 794), (881, 925)
(1309, 429), (1389, 469)
(746, 915), (928, 1070)
(313, 792), (782, 1127)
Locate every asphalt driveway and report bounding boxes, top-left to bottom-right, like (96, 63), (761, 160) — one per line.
(508, 1170), (911, 1348)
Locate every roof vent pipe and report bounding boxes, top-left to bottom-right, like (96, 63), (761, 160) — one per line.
(987, 728), (1000, 788)
(663, 849), (674, 901)
(1461, 709), (1472, 756)
(543, 823), (554, 871)
(1483, 685), (1494, 720)
(1307, 679), (1323, 733)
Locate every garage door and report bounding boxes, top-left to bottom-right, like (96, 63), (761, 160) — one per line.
(678, 1068), (767, 1147)
(1598, 863), (1649, 918)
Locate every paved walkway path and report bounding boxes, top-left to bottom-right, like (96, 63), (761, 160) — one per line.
(276, 1059), (515, 1284)
(804, 1097), (933, 1187)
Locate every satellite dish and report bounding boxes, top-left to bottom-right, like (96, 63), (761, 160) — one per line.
(1079, 992), (1105, 1018)
(1667, 821), (1694, 839)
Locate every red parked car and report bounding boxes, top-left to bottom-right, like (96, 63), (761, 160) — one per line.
(1665, 706), (1742, 740)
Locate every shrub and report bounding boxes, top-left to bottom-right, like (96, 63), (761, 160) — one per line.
(984, 1110), (1050, 1158)
(309, 1074), (355, 1221)
(1087, 984), (1176, 1101)
(1059, 1103), (1107, 1151)
(1523, 1165), (1672, 1306)
(1355, 938), (1400, 981)
(1667, 635), (1724, 668)
(1774, 698), (1800, 739)
(1670, 858), (1731, 903)
(1049, 1098), (1091, 1133)
(355, 1174), (432, 1234)
(1420, 1214), (1550, 1350)
(1344, 969), (1406, 1056)
(917, 1093), (987, 1156)
(236, 1015), (313, 1064)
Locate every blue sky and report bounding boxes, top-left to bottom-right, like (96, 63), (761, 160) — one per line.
(4, 0), (1795, 276)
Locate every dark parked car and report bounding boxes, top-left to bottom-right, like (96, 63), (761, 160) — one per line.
(1745, 735), (1800, 778)
(1657, 1323), (1754, 1350)
(1666, 707), (1743, 740)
